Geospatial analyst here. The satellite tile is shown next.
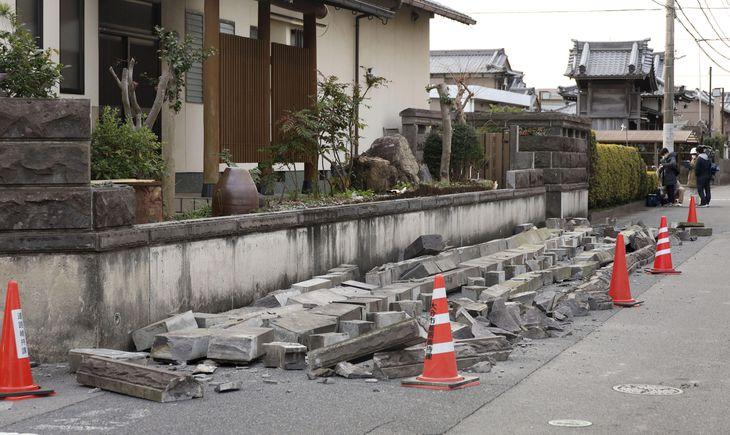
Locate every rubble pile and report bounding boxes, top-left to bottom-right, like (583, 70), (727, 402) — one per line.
(71, 216), (708, 402)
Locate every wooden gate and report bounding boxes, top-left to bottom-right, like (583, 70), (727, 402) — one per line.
(219, 34), (268, 163)
(481, 132), (510, 189)
(271, 43), (313, 150)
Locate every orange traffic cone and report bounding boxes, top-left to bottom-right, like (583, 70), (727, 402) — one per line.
(648, 216), (682, 275)
(0, 280), (54, 400)
(608, 234), (642, 307)
(402, 275), (479, 390)
(687, 196), (699, 224)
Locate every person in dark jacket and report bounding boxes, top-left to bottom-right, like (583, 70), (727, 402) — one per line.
(658, 148), (679, 205)
(695, 146), (713, 207)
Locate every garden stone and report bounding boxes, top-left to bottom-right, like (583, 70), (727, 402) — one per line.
(362, 134), (420, 183)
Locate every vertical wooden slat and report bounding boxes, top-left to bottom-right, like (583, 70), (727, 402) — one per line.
(219, 34), (268, 163)
(271, 43), (311, 154)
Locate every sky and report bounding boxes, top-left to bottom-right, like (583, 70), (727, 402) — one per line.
(430, 0), (730, 92)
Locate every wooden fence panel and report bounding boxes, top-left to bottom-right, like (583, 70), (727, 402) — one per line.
(481, 132), (510, 188)
(271, 43), (312, 157)
(219, 34), (268, 163)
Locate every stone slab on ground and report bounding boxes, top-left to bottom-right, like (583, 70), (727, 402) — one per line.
(291, 278), (332, 293)
(389, 300), (424, 318)
(340, 295), (390, 312)
(367, 311), (408, 329)
(404, 234), (445, 259)
(334, 362), (373, 379)
(309, 303), (364, 322)
(338, 320), (374, 338)
(194, 313), (234, 329)
(132, 311), (198, 351)
(76, 356), (203, 403)
(262, 342), (307, 370)
(151, 329), (219, 362)
(308, 332), (350, 350)
(287, 289), (348, 308)
(269, 311), (339, 347)
(68, 348), (149, 374)
(307, 318), (423, 369)
(207, 327), (275, 363)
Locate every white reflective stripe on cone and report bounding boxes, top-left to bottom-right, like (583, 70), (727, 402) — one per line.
(432, 287), (447, 300)
(429, 341), (455, 355)
(431, 313), (450, 326)
(656, 248), (672, 257)
(658, 227), (669, 235)
(657, 237), (670, 245)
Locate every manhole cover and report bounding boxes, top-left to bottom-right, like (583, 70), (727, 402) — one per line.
(548, 419), (592, 428)
(612, 384), (683, 396)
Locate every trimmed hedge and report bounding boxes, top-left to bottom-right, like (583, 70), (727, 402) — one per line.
(589, 143), (655, 209)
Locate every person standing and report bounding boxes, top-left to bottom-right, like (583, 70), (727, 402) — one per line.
(695, 146), (713, 207)
(658, 147), (679, 206)
(687, 147), (698, 199)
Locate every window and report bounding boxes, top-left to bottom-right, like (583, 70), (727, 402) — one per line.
(290, 28), (304, 48)
(184, 11), (235, 103)
(15, 0), (42, 47)
(250, 26), (258, 39)
(60, 0), (84, 94)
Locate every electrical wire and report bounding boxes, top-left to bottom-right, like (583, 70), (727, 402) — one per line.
(696, 0), (730, 49)
(467, 6), (730, 15)
(675, 0), (730, 72)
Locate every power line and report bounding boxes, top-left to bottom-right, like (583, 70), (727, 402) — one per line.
(674, 0), (730, 72)
(696, 0), (730, 50)
(467, 6), (730, 15)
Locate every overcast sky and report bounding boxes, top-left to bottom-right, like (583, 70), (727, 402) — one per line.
(430, 0), (730, 92)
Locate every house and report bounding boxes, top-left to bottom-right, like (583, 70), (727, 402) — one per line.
(536, 88), (570, 112)
(429, 48), (534, 111)
(565, 39), (659, 130)
(5, 0), (474, 195)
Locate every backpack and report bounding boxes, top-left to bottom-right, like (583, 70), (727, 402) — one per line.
(711, 163), (720, 175)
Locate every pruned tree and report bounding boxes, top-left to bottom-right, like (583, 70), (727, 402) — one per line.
(451, 74), (476, 124)
(107, 26), (214, 217)
(426, 82), (453, 182)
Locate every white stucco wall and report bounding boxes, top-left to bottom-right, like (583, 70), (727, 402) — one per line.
(22, 0), (433, 175)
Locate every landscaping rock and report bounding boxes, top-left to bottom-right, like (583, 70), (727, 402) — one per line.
(363, 134), (420, 183)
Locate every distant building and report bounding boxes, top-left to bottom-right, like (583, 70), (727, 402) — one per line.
(429, 48), (534, 112)
(565, 39), (659, 130)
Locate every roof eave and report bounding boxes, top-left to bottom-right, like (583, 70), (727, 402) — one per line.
(403, 0), (476, 24)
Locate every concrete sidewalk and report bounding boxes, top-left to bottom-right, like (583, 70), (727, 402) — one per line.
(451, 191), (730, 434)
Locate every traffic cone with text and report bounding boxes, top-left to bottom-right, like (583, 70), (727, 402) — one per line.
(608, 234), (642, 307)
(687, 196), (699, 224)
(0, 280), (54, 400)
(401, 274), (479, 390)
(648, 216), (681, 275)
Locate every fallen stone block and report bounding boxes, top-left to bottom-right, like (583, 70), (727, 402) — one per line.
(378, 283), (421, 301)
(418, 293), (433, 309)
(252, 289), (302, 308)
(509, 291), (536, 306)
(570, 261), (599, 279)
(76, 356), (203, 403)
(503, 264), (527, 280)
(292, 278), (333, 293)
(404, 235), (444, 260)
(487, 300), (525, 334)
(450, 298), (489, 318)
(462, 285), (487, 301)
(534, 290), (558, 313)
(132, 311), (198, 351)
(546, 218), (565, 229)
(334, 362), (373, 379)
(454, 308), (493, 338)
(214, 380), (242, 393)
(207, 327), (274, 363)
(389, 300), (424, 318)
(68, 348), (149, 374)
(328, 264), (361, 281)
(308, 332), (350, 350)
(338, 296), (389, 313)
(309, 303), (364, 322)
(329, 286), (372, 298)
(314, 273), (348, 286)
(307, 318), (423, 369)
(339, 320), (374, 338)
(151, 329), (219, 362)
(194, 313), (234, 329)
(434, 257), (458, 273)
(367, 311), (408, 329)
(456, 245), (482, 263)
(263, 342), (307, 370)
(484, 270), (506, 286)
(287, 289), (348, 308)
(514, 223), (535, 234)
(341, 280), (379, 291)
(269, 311), (339, 347)
(400, 261), (440, 280)
(372, 336), (511, 379)
(451, 321), (473, 339)
(551, 265), (573, 282)
(478, 285), (511, 304)
(689, 227), (713, 237)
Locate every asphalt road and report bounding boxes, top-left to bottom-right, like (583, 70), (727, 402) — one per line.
(1, 187), (728, 435)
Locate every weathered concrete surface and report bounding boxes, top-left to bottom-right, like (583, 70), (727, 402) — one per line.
(2, 188), (546, 361)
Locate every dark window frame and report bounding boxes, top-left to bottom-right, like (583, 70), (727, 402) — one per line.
(16, 0), (43, 47)
(290, 28), (304, 48)
(60, 0), (85, 94)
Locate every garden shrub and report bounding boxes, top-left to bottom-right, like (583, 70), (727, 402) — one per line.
(424, 123), (484, 181)
(91, 107), (166, 180)
(589, 143), (653, 209)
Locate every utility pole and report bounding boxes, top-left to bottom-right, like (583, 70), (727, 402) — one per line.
(708, 66), (713, 136)
(663, 0), (675, 152)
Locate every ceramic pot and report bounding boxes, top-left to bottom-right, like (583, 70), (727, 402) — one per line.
(212, 167), (259, 216)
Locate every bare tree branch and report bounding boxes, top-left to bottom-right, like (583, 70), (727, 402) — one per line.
(428, 82), (452, 182)
(108, 66), (133, 124)
(144, 72), (171, 130)
(127, 58), (143, 128)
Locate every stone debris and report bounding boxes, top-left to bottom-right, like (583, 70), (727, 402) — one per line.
(263, 342), (307, 370)
(404, 234), (445, 260)
(334, 362), (373, 379)
(269, 311), (339, 347)
(132, 311), (198, 351)
(308, 332), (350, 350)
(68, 348), (149, 374)
(151, 329), (219, 362)
(214, 380), (242, 393)
(193, 362), (217, 374)
(339, 320), (374, 339)
(207, 327), (274, 363)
